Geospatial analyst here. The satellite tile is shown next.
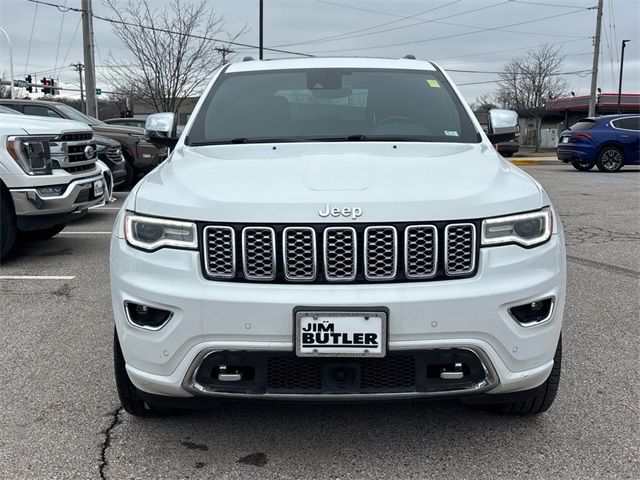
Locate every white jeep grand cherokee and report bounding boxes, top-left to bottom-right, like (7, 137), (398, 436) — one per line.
(111, 57), (565, 416)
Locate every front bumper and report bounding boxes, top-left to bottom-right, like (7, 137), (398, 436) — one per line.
(111, 230), (566, 400)
(10, 173), (105, 217)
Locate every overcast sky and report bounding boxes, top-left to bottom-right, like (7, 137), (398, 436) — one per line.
(1, 0), (639, 104)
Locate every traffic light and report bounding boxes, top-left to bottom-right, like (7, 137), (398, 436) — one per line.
(25, 75), (32, 93)
(120, 109), (133, 118)
(41, 77), (51, 94)
(50, 78), (56, 96)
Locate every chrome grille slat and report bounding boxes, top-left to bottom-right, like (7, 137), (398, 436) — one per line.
(445, 223), (476, 276)
(283, 227), (316, 281)
(202, 222), (478, 283)
(204, 226), (236, 278)
(323, 227), (357, 282)
(242, 227), (276, 280)
(364, 226), (397, 280)
(405, 225), (437, 279)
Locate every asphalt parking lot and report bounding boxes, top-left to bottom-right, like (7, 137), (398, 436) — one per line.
(1, 163), (639, 480)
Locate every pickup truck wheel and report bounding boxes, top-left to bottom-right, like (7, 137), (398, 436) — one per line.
(19, 224), (66, 240)
(1, 191), (17, 260)
(501, 152), (514, 158)
(596, 146), (624, 172)
(114, 330), (177, 417)
(489, 336), (562, 415)
(571, 159), (594, 171)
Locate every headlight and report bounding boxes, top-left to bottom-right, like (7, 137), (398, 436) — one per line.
(481, 209), (552, 247)
(6, 136), (54, 175)
(125, 214), (197, 251)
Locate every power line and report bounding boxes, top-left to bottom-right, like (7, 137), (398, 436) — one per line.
(430, 37), (591, 61)
(24, 1), (39, 75)
(512, 0), (590, 8)
(26, 0), (313, 57)
(59, 17), (82, 73)
(305, 7), (596, 54)
(273, 0), (463, 48)
(456, 69), (595, 87)
(285, 0), (584, 48)
(278, 0), (510, 48)
(53, 0), (68, 79)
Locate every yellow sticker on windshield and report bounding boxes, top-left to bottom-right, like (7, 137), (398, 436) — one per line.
(427, 79), (441, 88)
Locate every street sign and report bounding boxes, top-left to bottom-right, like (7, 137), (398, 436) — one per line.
(16, 80), (27, 88)
(96, 88), (102, 95)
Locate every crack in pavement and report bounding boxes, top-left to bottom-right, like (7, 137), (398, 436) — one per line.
(98, 406), (123, 480)
(567, 255), (640, 279)
(563, 224), (640, 247)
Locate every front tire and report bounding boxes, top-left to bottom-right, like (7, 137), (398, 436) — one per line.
(1, 191), (17, 260)
(19, 224), (65, 240)
(489, 336), (562, 415)
(596, 146), (624, 172)
(571, 159), (594, 171)
(114, 330), (177, 417)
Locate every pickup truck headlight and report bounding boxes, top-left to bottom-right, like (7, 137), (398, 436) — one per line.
(125, 214), (197, 251)
(6, 136), (53, 175)
(481, 209), (552, 247)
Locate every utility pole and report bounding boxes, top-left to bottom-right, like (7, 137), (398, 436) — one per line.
(71, 63), (85, 113)
(617, 40), (631, 114)
(588, 0), (603, 117)
(215, 46), (234, 64)
(81, 0), (97, 118)
(259, 0), (264, 60)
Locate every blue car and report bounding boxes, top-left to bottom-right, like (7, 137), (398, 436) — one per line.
(557, 114), (640, 172)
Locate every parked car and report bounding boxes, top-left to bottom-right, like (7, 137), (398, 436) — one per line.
(496, 138), (520, 157)
(93, 135), (127, 190)
(112, 57), (565, 417)
(0, 99), (166, 187)
(103, 117), (147, 129)
(0, 111), (105, 259)
(557, 114), (640, 172)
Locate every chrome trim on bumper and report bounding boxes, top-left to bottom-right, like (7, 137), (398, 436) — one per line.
(181, 346), (499, 400)
(10, 173), (106, 216)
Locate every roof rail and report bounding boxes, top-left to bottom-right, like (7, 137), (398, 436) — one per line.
(242, 56), (255, 62)
(403, 54), (416, 60)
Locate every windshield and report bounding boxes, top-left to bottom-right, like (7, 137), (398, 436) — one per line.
(188, 68), (479, 145)
(56, 103), (105, 126)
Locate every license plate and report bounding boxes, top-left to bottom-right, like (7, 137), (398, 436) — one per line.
(295, 310), (387, 357)
(93, 179), (104, 198)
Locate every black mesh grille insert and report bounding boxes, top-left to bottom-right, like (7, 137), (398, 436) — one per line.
(266, 355), (416, 393)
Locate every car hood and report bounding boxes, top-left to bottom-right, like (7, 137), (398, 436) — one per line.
(0, 114), (92, 136)
(134, 142), (544, 223)
(92, 124), (145, 135)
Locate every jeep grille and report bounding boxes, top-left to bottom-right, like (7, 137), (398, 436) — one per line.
(202, 222), (478, 284)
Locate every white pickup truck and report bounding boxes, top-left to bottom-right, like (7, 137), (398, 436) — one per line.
(0, 111), (107, 259)
(111, 57), (565, 417)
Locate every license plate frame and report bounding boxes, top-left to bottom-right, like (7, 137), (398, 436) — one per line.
(93, 179), (104, 198)
(294, 309), (388, 358)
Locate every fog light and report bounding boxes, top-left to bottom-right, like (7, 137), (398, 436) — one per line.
(124, 301), (173, 330)
(36, 185), (65, 197)
(509, 298), (554, 326)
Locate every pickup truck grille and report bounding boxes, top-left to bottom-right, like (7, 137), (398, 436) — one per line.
(201, 222), (478, 284)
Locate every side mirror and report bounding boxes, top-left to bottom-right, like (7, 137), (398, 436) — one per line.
(145, 112), (178, 149)
(487, 109), (519, 144)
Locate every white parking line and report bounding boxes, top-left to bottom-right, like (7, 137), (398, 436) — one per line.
(0, 275), (76, 280)
(98, 207), (121, 210)
(58, 231), (112, 235)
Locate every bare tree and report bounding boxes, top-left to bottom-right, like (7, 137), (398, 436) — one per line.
(494, 44), (568, 152)
(103, 0), (245, 114)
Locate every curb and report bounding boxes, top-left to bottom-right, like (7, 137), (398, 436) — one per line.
(510, 159), (558, 166)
